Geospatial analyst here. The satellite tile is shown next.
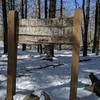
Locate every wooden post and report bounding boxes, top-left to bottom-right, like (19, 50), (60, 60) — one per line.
(7, 11), (18, 100)
(69, 8), (83, 100)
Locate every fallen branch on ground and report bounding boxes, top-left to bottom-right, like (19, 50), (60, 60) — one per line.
(31, 63), (64, 70)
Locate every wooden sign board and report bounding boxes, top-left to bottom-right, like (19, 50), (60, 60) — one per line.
(18, 17), (73, 44)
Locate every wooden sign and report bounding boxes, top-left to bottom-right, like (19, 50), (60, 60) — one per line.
(6, 9), (82, 100)
(18, 17), (73, 44)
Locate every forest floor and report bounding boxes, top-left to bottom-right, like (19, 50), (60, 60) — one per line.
(0, 41), (100, 100)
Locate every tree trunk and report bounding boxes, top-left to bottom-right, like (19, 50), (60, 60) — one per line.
(60, 0), (63, 18)
(59, 0), (63, 50)
(96, 3), (100, 55)
(22, 44), (26, 51)
(35, 0), (41, 18)
(12, 0), (15, 10)
(49, 0), (56, 18)
(25, 0), (27, 19)
(45, 44), (54, 59)
(21, 0), (24, 18)
(38, 0), (41, 18)
(46, 0), (56, 57)
(92, 0), (99, 53)
(83, 0), (90, 56)
(45, 0), (48, 18)
(8, 0), (15, 10)
(35, 0), (42, 53)
(2, 0), (8, 54)
(75, 0), (78, 8)
(21, 0), (27, 51)
(37, 44), (42, 54)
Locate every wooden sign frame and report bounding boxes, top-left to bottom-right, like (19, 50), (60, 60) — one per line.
(6, 8), (82, 100)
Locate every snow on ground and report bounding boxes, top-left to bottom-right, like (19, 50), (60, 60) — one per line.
(0, 41), (100, 100)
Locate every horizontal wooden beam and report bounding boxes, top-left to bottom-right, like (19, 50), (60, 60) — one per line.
(19, 17), (73, 26)
(18, 35), (71, 45)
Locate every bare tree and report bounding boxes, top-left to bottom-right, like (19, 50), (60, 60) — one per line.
(92, 0), (98, 53)
(21, 0), (24, 18)
(75, 0), (78, 8)
(49, 0), (56, 18)
(2, 0), (8, 54)
(21, 0), (27, 18)
(25, 0), (27, 18)
(45, 0), (48, 18)
(45, 0), (57, 58)
(83, 0), (90, 56)
(92, 0), (100, 55)
(60, 0), (63, 18)
(8, 0), (15, 10)
(21, 0), (28, 51)
(34, 0), (43, 54)
(35, 0), (41, 18)
(95, 2), (100, 55)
